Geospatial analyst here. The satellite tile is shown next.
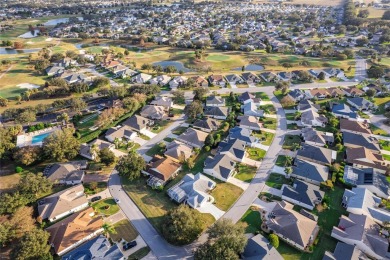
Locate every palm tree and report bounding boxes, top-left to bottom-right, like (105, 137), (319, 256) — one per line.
(102, 223), (116, 236)
(285, 156), (293, 167)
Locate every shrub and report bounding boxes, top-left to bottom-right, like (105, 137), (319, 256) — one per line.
(15, 166), (23, 173)
(204, 146), (210, 152)
(269, 234), (279, 248)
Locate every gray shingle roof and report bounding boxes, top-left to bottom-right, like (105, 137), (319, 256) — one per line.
(342, 132), (380, 153)
(282, 180), (324, 209)
(218, 139), (246, 161)
(204, 154), (235, 180)
(292, 159), (329, 183)
(297, 144), (333, 165)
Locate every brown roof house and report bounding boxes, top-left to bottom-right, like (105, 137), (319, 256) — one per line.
(177, 128), (208, 149)
(140, 105), (166, 120)
(122, 115), (153, 133)
(346, 147), (388, 173)
(145, 156), (181, 188)
(340, 119), (372, 135)
(208, 75), (226, 87)
(46, 207), (104, 256)
(44, 161), (87, 185)
(264, 201), (319, 251)
(164, 140), (193, 162)
(38, 184), (88, 222)
(331, 213), (389, 260)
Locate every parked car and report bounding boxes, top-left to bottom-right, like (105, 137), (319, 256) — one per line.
(123, 241), (137, 251)
(115, 198), (120, 204)
(91, 196), (102, 202)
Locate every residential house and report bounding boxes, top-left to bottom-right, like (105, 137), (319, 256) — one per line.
(60, 72), (88, 85)
(206, 96), (225, 107)
(260, 72), (279, 82)
(242, 234), (283, 260)
(331, 213), (389, 260)
(177, 128), (208, 149)
(164, 141), (192, 162)
(192, 118), (221, 133)
(62, 235), (124, 260)
(327, 87), (345, 98)
(287, 89), (306, 102)
(46, 207), (104, 256)
(297, 100), (319, 112)
(229, 126), (256, 145)
(80, 139), (115, 160)
(38, 184), (88, 222)
(343, 166), (390, 198)
(149, 75), (172, 86)
(204, 106), (230, 120)
(342, 187), (390, 225)
(346, 147), (388, 173)
(296, 144), (336, 166)
(291, 159), (329, 186)
(331, 103), (358, 120)
(237, 115), (262, 131)
(116, 68), (137, 78)
(340, 119), (372, 135)
(145, 156), (181, 188)
(46, 66), (65, 76)
(343, 87), (364, 97)
(238, 91), (262, 105)
(191, 76), (209, 88)
(203, 154), (236, 182)
(167, 173), (216, 208)
(122, 115), (153, 133)
(242, 102), (264, 118)
(305, 89), (330, 99)
(208, 75), (226, 87)
(264, 201), (319, 251)
(300, 109), (328, 127)
(347, 97), (376, 111)
(225, 74), (244, 84)
(363, 83), (383, 96)
(169, 76), (188, 90)
(55, 58), (78, 68)
(242, 72), (261, 83)
(342, 132), (380, 154)
(323, 242), (368, 260)
(131, 73), (152, 84)
(44, 161), (87, 185)
(301, 128), (334, 147)
(218, 139), (246, 162)
(281, 180), (324, 210)
(104, 126), (137, 143)
(277, 71), (292, 82)
(150, 96), (173, 109)
(140, 105), (166, 120)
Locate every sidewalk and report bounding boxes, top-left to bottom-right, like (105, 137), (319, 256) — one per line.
(228, 177), (250, 190)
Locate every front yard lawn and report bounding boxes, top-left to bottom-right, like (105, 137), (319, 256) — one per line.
(275, 155), (290, 167)
(246, 147), (266, 160)
(109, 219), (138, 242)
(259, 104), (276, 115)
(370, 124), (389, 136)
(287, 123), (299, 130)
(383, 154), (390, 161)
(255, 92), (270, 101)
(84, 182), (107, 195)
(235, 164), (257, 183)
(265, 173), (290, 189)
(240, 209), (262, 234)
(92, 199), (120, 216)
(261, 117), (277, 130)
(252, 131), (274, 146)
(145, 143), (166, 157)
(170, 108), (184, 115)
(128, 247), (151, 260)
(172, 126), (187, 135)
(373, 96), (390, 114)
(379, 140), (390, 151)
(285, 113), (299, 121)
(150, 120), (172, 133)
(282, 135), (302, 150)
(211, 182), (243, 211)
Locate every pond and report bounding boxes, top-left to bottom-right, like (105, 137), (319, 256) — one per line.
(44, 17), (83, 26)
(234, 64), (264, 71)
(153, 61), (192, 72)
(0, 47), (40, 55)
(18, 29), (41, 39)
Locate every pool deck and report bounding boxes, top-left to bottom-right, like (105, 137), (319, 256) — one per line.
(16, 126), (62, 147)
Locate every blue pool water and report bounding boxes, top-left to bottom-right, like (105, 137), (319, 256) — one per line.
(31, 133), (50, 144)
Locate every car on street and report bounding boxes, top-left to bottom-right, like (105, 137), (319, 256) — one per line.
(123, 241), (137, 251)
(90, 196), (102, 202)
(115, 198), (120, 204)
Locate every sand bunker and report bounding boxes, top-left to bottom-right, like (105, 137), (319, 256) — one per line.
(17, 83), (40, 89)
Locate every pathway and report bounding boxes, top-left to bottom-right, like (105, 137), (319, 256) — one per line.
(0, 65), (14, 79)
(228, 177), (250, 190)
(197, 203), (225, 220)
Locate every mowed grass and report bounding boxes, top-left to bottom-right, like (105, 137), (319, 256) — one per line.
(240, 209), (262, 234)
(265, 173), (290, 189)
(92, 198), (120, 216)
(109, 219), (138, 242)
(246, 147), (266, 160)
(235, 164), (257, 183)
(210, 182), (243, 211)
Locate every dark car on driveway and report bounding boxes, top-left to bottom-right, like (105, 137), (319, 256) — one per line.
(91, 196), (102, 202)
(123, 241), (137, 251)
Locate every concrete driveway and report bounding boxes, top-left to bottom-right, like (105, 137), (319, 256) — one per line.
(197, 203), (225, 220)
(228, 177), (250, 190)
(229, 82), (237, 88)
(141, 130), (157, 139)
(119, 235), (148, 258)
(87, 188), (110, 201)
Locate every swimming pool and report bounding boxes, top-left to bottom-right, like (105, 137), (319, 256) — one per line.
(31, 133), (50, 144)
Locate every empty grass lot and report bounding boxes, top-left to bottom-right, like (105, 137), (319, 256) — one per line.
(92, 199), (120, 216)
(109, 219), (138, 242)
(265, 173), (290, 189)
(211, 182), (243, 211)
(234, 164), (257, 183)
(282, 135), (302, 150)
(246, 147), (266, 160)
(240, 209), (262, 234)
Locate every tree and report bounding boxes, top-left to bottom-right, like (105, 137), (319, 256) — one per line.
(65, 50), (78, 59)
(57, 112), (70, 124)
(0, 126), (22, 159)
(68, 97), (87, 113)
(13, 41), (24, 49)
(205, 134), (215, 147)
(162, 205), (204, 245)
(171, 90), (185, 104)
(15, 110), (36, 124)
(184, 101), (203, 119)
(366, 88), (376, 98)
(275, 81), (290, 95)
(3, 206), (36, 244)
(18, 172), (52, 199)
(43, 128), (80, 161)
(116, 153), (146, 180)
(0, 96), (8, 107)
(268, 234), (279, 248)
(195, 219), (247, 260)
(164, 65), (177, 75)
(318, 71), (325, 80)
(99, 147), (116, 166)
(367, 65), (385, 78)
(11, 228), (52, 260)
(34, 59), (50, 72)
(356, 37), (369, 47)
(92, 77), (110, 89)
(141, 63), (152, 72)
(0, 192), (29, 214)
(13, 146), (42, 166)
(280, 96), (295, 108)
(383, 10), (390, 20)
(193, 87), (209, 100)
(285, 167), (293, 174)
(102, 223), (116, 235)
(358, 9), (369, 18)
(124, 49), (129, 56)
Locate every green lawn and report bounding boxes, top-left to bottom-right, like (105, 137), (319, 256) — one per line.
(172, 126), (188, 135)
(370, 124), (389, 136)
(163, 137), (174, 142)
(259, 104), (276, 115)
(255, 92), (270, 101)
(246, 147), (266, 160)
(150, 120), (172, 133)
(109, 219), (138, 242)
(278, 240), (302, 260)
(287, 123), (299, 130)
(188, 150), (211, 174)
(252, 131), (275, 146)
(379, 140), (390, 151)
(282, 135), (302, 150)
(286, 113), (298, 121)
(240, 209), (262, 234)
(128, 247), (151, 260)
(145, 143), (166, 157)
(170, 108), (184, 115)
(211, 182), (243, 211)
(84, 182), (107, 195)
(261, 117), (277, 130)
(265, 173), (290, 189)
(383, 154), (390, 161)
(92, 199), (120, 216)
(235, 164), (257, 183)
(275, 155), (292, 167)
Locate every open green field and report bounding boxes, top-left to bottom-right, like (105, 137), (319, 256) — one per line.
(235, 164), (257, 183)
(210, 182), (243, 211)
(109, 219), (138, 242)
(240, 209), (262, 234)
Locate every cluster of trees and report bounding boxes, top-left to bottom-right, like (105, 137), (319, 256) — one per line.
(141, 63), (181, 75)
(116, 152), (146, 180)
(42, 128), (80, 162)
